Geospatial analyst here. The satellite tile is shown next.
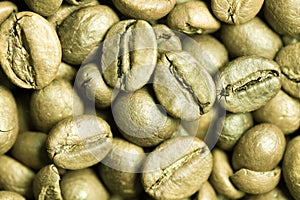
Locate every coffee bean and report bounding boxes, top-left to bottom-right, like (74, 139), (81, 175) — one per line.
(217, 112), (253, 151)
(230, 167), (281, 194)
(167, 1), (221, 34)
(0, 155), (35, 198)
(153, 51), (216, 121)
(253, 90), (300, 134)
(58, 5), (119, 65)
(210, 148), (245, 199)
(211, 0), (264, 24)
(0, 11), (62, 89)
(264, 0), (300, 36)
(33, 164), (63, 200)
(76, 62), (113, 109)
(232, 123), (286, 171)
(46, 115), (113, 170)
(30, 79), (84, 132)
(142, 136), (213, 200)
(101, 19), (157, 92)
(55, 62), (77, 81)
(10, 131), (51, 170)
(275, 42), (300, 98)
(218, 56), (281, 113)
(283, 136), (300, 200)
(112, 0), (176, 21)
(220, 17), (283, 59)
(112, 87), (179, 147)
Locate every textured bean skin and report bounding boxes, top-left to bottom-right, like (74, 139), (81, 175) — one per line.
(46, 115), (113, 170)
(0, 11), (61, 89)
(232, 123), (286, 171)
(283, 136), (300, 200)
(264, 0), (300, 36)
(58, 5), (119, 65)
(142, 136), (213, 200)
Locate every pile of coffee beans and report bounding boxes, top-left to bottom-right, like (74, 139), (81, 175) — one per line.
(0, 0), (299, 199)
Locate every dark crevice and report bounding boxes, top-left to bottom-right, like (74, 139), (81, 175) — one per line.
(165, 55), (205, 115)
(225, 70), (279, 95)
(281, 71), (300, 83)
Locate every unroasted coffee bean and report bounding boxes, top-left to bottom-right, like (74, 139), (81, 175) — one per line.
(76, 63), (113, 109)
(46, 115), (113, 170)
(0, 85), (18, 155)
(167, 1), (221, 34)
(153, 51), (216, 121)
(0, 1), (17, 25)
(153, 24), (182, 54)
(230, 167), (281, 194)
(47, 0), (100, 29)
(30, 79), (84, 132)
(33, 164), (63, 200)
(0, 191), (25, 200)
(253, 90), (300, 134)
(244, 187), (290, 200)
(112, 87), (179, 147)
(58, 5), (119, 65)
(60, 168), (109, 200)
(56, 62), (77, 81)
(182, 34), (228, 75)
(275, 42), (300, 98)
(264, 0), (300, 36)
(0, 11), (62, 89)
(101, 19), (157, 92)
(218, 56), (281, 113)
(0, 155), (35, 198)
(99, 138), (145, 198)
(232, 123), (286, 171)
(211, 0), (264, 24)
(220, 17), (282, 59)
(217, 112), (253, 151)
(195, 181), (217, 200)
(10, 131), (51, 170)
(112, 0), (176, 21)
(24, 0), (63, 16)
(210, 148), (245, 199)
(142, 136), (213, 200)
(283, 136), (300, 200)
